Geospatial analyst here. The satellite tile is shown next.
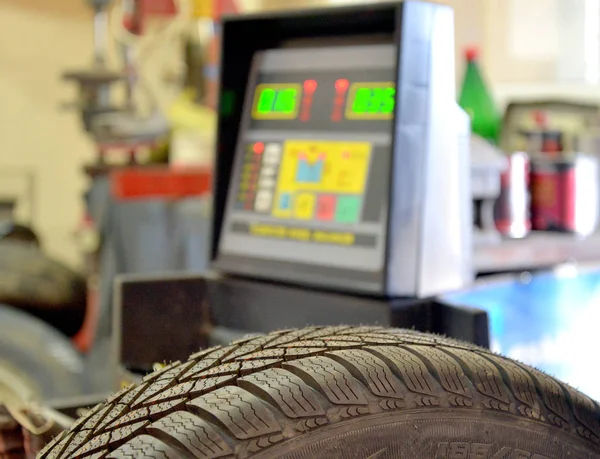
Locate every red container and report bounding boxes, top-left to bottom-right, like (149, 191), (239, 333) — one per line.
(530, 155), (599, 234)
(494, 152), (531, 238)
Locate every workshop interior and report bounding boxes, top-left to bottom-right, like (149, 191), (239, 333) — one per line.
(1, 0), (600, 457)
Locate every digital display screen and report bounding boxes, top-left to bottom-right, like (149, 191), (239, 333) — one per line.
(250, 80), (396, 123)
(345, 82), (395, 120)
(252, 84), (302, 119)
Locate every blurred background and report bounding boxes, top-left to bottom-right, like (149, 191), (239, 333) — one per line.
(3, 0), (600, 453)
(3, 0), (600, 269)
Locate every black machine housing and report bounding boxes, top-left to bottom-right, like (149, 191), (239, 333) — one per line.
(212, 0), (471, 298)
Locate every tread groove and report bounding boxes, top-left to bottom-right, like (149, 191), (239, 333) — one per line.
(438, 348), (511, 408)
(364, 346), (438, 397)
(147, 411), (234, 459)
(238, 368), (328, 419)
(144, 430), (197, 459)
(476, 351), (542, 418)
(516, 361), (573, 429)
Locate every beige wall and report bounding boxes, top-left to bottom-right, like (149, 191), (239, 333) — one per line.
(0, 1), (93, 267)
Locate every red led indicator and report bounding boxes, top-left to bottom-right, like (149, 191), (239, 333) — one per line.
(332, 79), (350, 122)
(335, 79), (350, 92)
(303, 79), (318, 93)
(300, 80), (317, 121)
(253, 142), (264, 154)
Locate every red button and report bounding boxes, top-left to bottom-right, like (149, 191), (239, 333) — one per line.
(316, 195), (336, 221)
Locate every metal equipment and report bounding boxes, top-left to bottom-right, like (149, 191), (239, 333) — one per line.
(62, 0), (173, 152)
(62, 0), (125, 137)
(112, 0), (488, 376)
(212, 0), (472, 298)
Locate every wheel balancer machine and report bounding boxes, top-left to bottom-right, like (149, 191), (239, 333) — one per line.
(117, 0), (487, 374)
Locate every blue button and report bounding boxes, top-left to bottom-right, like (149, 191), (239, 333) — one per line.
(296, 159), (324, 183)
(279, 193), (292, 210)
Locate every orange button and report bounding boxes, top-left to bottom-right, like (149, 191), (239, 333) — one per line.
(316, 195), (336, 221)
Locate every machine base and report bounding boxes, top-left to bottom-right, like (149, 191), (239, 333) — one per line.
(115, 274), (489, 372)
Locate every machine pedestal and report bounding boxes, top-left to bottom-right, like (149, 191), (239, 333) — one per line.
(116, 274), (489, 372)
(207, 277), (488, 345)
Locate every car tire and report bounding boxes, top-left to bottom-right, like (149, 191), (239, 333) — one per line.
(0, 241), (86, 336)
(0, 305), (88, 401)
(38, 326), (600, 458)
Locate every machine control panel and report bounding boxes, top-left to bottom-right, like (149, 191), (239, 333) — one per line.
(214, 1), (471, 296)
(232, 139), (377, 247)
(216, 44), (395, 291)
(237, 140), (369, 221)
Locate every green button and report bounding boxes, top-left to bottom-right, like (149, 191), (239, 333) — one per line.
(335, 196), (361, 223)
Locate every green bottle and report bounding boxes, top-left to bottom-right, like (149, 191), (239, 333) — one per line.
(459, 46), (501, 144)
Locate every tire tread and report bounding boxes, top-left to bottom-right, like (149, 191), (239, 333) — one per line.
(39, 326), (600, 458)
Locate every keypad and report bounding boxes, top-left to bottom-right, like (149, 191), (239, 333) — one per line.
(238, 140), (364, 223)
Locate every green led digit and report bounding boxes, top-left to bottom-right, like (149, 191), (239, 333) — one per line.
(381, 87), (395, 114)
(274, 88), (297, 114)
(352, 88), (372, 114)
(346, 83), (395, 119)
(257, 88), (276, 114)
(370, 88), (385, 114)
(253, 84), (301, 119)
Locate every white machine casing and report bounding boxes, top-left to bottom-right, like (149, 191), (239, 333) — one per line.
(385, 2), (472, 297)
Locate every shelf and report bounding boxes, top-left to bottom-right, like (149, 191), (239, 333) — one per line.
(475, 231), (600, 273)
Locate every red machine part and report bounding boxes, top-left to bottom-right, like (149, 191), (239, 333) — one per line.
(530, 160), (576, 232)
(110, 166), (212, 200)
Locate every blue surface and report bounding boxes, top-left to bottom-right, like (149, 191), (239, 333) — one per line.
(442, 267), (600, 402)
(296, 158), (324, 183)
